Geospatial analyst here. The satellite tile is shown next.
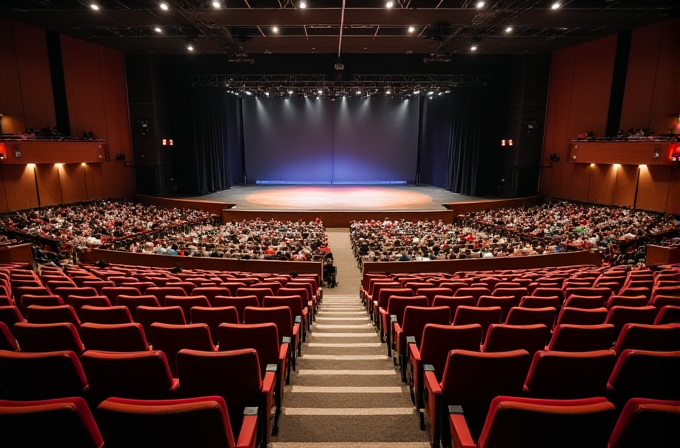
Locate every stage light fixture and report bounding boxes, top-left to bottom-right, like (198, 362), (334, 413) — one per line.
(385, 89), (392, 95)
(299, 0), (307, 8)
(413, 89), (420, 94)
(408, 26), (415, 33)
(154, 27), (162, 33)
(471, 45), (478, 51)
(356, 90), (361, 95)
(212, 1), (221, 8)
(505, 26), (513, 33)
(318, 89), (323, 95)
(476, 1), (485, 8)
(386, 1), (394, 8)
(272, 26), (279, 33)
(427, 91), (434, 95)
(288, 90), (294, 94)
(90, 4), (100, 10)
(186, 38), (195, 51)
(551, 2), (561, 9)
(159, 2), (169, 11)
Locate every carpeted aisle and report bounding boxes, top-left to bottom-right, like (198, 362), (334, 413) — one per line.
(269, 229), (430, 448)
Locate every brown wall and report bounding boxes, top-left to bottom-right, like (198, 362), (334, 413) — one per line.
(0, 20), (135, 212)
(362, 250), (603, 276)
(221, 210), (457, 227)
(540, 19), (679, 213)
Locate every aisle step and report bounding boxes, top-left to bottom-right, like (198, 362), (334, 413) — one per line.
(307, 343), (381, 348)
(297, 369), (395, 376)
(283, 408), (415, 416)
(303, 354), (388, 360)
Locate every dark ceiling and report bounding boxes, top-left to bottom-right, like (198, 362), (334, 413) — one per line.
(0, 0), (676, 58)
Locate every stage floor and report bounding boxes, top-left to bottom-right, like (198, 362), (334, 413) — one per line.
(186, 185), (484, 211)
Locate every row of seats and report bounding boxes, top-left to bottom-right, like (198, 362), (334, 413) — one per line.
(421, 348), (680, 447)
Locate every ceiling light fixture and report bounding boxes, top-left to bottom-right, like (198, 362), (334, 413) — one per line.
(186, 38), (195, 51)
(154, 27), (162, 33)
(386, 1), (394, 8)
(505, 26), (513, 33)
(408, 26), (415, 33)
(272, 26), (279, 33)
(159, 2), (169, 11)
(476, 1), (485, 8)
(90, 4), (99, 10)
(288, 90), (294, 94)
(299, 0), (307, 8)
(551, 2), (561, 9)
(212, 1), (221, 8)
(471, 45), (478, 51)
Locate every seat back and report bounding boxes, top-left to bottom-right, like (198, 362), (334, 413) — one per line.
(214, 295), (260, 322)
(477, 396), (617, 448)
(419, 323), (483, 380)
(0, 322), (19, 351)
(531, 287), (565, 303)
(524, 350), (616, 399)
(613, 323), (680, 354)
(146, 287), (187, 305)
(0, 397), (103, 448)
(164, 296), (210, 323)
(150, 323), (215, 376)
(53, 286), (98, 303)
(0, 350), (88, 400)
(606, 295), (649, 309)
(25, 304), (80, 327)
(177, 348), (263, 439)
(236, 287), (274, 304)
(483, 324), (549, 355)
(650, 295), (680, 308)
(101, 286), (141, 304)
(116, 295), (160, 321)
(96, 396), (235, 448)
(454, 287), (491, 301)
(417, 287), (453, 306)
(221, 281), (247, 296)
(655, 305), (680, 325)
(519, 295), (560, 309)
(12, 322), (84, 354)
(547, 323), (616, 352)
(136, 306), (186, 343)
(79, 305), (133, 324)
(243, 306), (294, 339)
(191, 287), (231, 306)
(190, 306), (239, 345)
(377, 287), (413, 310)
(607, 349), (680, 404)
(556, 307), (608, 326)
(452, 306), (502, 341)
(263, 295), (304, 320)
(0, 305), (25, 326)
(505, 306), (556, 329)
(66, 296), (111, 319)
(387, 296), (429, 326)
(254, 281), (282, 295)
(441, 349), (532, 414)
(218, 322), (280, 377)
(20, 294), (63, 311)
(165, 282), (197, 295)
(477, 295), (520, 321)
(401, 306), (451, 346)
(81, 350), (176, 403)
(608, 397), (680, 448)
(605, 306), (657, 339)
(563, 294), (607, 309)
(80, 322), (150, 352)
(431, 296), (476, 323)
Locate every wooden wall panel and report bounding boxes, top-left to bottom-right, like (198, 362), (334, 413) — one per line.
(35, 164), (63, 206)
(101, 163), (135, 199)
(99, 47), (133, 160)
(12, 21), (55, 131)
(636, 165), (672, 212)
(560, 163), (590, 201)
(0, 167), (9, 212)
(61, 36), (108, 140)
(611, 165), (638, 208)
(667, 166), (680, 215)
(620, 22), (662, 131)
(649, 19), (680, 136)
(2, 165), (39, 210)
(588, 164), (616, 205)
(0, 18), (26, 135)
(566, 36), (617, 140)
(58, 164), (88, 204)
(85, 163), (104, 200)
(540, 46), (576, 197)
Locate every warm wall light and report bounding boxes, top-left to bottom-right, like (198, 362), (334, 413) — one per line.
(55, 163), (63, 168)
(639, 164), (647, 168)
(613, 164), (621, 168)
(81, 162), (87, 166)
(27, 163), (36, 168)
(590, 163), (595, 167)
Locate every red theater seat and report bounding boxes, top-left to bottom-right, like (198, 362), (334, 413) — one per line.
(80, 322), (150, 352)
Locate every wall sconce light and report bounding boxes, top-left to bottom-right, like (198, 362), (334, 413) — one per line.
(0, 142), (6, 160)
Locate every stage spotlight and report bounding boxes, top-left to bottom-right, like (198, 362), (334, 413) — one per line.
(90, 3), (100, 10)
(212, 1), (221, 8)
(408, 26), (415, 33)
(551, 2), (561, 9)
(299, 0), (307, 8)
(288, 90), (294, 95)
(471, 45), (478, 51)
(186, 38), (195, 51)
(505, 26), (513, 33)
(476, 1), (485, 8)
(272, 26), (279, 33)
(154, 27), (162, 33)
(159, 2), (169, 11)
(386, 1), (394, 8)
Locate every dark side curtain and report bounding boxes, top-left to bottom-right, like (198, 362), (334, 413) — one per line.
(447, 89), (483, 195)
(192, 88), (231, 194)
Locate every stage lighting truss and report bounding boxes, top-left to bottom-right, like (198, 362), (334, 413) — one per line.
(189, 73), (489, 98)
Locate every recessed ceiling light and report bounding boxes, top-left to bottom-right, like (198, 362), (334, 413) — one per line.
(318, 89), (323, 94)
(154, 27), (162, 33)
(299, 0), (307, 8)
(187, 44), (194, 51)
(159, 2), (169, 11)
(471, 45), (478, 51)
(288, 90), (294, 94)
(386, 90), (391, 95)
(505, 26), (513, 33)
(90, 4), (99, 10)
(272, 26), (279, 33)
(386, 1), (394, 8)
(408, 26), (415, 33)
(212, 1), (221, 8)
(551, 2), (561, 9)
(356, 90), (361, 95)
(476, 1), (485, 8)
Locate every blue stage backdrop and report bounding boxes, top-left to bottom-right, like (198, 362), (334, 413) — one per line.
(242, 96), (420, 184)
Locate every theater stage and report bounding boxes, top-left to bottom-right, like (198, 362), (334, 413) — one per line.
(185, 185), (483, 211)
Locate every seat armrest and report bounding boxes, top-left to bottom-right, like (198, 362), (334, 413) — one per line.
(262, 371), (276, 394)
(449, 405), (476, 448)
(295, 315), (302, 324)
(424, 369), (441, 395)
(236, 408), (259, 448)
(266, 364), (278, 373)
(408, 342), (421, 364)
(406, 336), (416, 345)
(282, 336), (291, 345)
(278, 343), (289, 362)
(390, 314), (398, 323)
